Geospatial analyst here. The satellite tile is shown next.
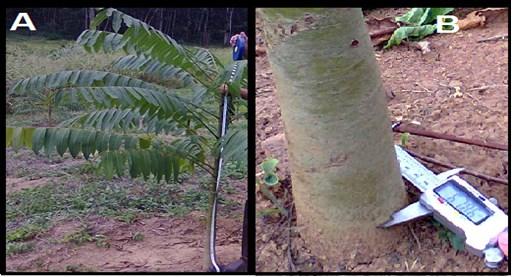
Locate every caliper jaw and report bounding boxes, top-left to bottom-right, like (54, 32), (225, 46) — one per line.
(379, 201), (432, 228)
(436, 167), (464, 180)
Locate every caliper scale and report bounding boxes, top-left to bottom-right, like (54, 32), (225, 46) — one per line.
(382, 142), (508, 268)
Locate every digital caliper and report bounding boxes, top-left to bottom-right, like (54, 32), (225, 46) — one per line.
(382, 143), (508, 268)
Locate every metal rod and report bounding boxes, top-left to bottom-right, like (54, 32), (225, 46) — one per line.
(393, 122), (508, 151)
(209, 62), (239, 272)
(405, 148), (508, 185)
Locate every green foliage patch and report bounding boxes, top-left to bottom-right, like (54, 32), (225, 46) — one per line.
(7, 8), (247, 184)
(6, 175), (211, 223)
(433, 220), (465, 251)
(385, 8), (454, 48)
(260, 158), (279, 187)
(6, 242), (35, 256)
(7, 223), (48, 242)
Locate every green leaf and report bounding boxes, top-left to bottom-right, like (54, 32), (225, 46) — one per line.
(395, 8), (427, 25)
(12, 127), (23, 151)
(128, 150), (140, 178)
(11, 70), (161, 95)
(101, 152), (114, 180)
(447, 232), (465, 251)
(81, 130), (97, 160)
(172, 158), (180, 182)
(32, 128), (47, 155)
(6, 127), (13, 147)
(113, 152), (126, 177)
(217, 122), (247, 166)
(139, 137), (151, 149)
(43, 128), (56, 156)
(93, 33), (108, 54)
(55, 128), (70, 156)
(263, 174), (279, 187)
(150, 150), (162, 182)
(388, 8), (453, 48)
(424, 8), (454, 25)
(100, 109), (116, 130)
(90, 8), (109, 30)
(396, 8), (453, 26)
(22, 128), (35, 148)
(109, 134), (123, 151)
(432, 219), (442, 228)
(55, 86), (199, 134)
(112, 10), (122, 32)
(260, 158), (279, 174)
(95, 131), (109, 153)
(68, 129), (82, 158)
(400, 132), (409, 146)
(111, 55), (199, 88)
(124, 135), (138, 149)
(438, 230), (449, 240)
(384, 25), (437, 48)
(77, 8), (218, 86)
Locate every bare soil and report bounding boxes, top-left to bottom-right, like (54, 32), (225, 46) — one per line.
(256, 8), (509, 272)
(7, 214), (242, 272)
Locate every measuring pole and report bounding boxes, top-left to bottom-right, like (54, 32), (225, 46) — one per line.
(208, 34), (245, 272)
(209, 63), (238, 272)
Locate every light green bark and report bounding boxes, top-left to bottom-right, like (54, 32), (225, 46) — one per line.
(260, 8), (407, 266)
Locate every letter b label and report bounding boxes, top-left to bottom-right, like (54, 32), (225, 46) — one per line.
(437, 15), (459, 34)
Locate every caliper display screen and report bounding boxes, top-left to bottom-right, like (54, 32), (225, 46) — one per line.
(434, 180), (493, 225)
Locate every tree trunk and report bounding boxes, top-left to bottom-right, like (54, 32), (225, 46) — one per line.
(196, 10), (203, 33)
(143, 9), (152, 23)
(224, 8), (230, 45)
(159, 8), (164, 31)
(224, 8), (234, 45)
(229, 8), (234, 34)
(88, 8), (95, 29)
(147, 8), (157, 25)
(53, 8), (57, 25)
(170, 9), (177, 37)
(186, 9), (192, 42)
(203, 8), (209, 47)
(260, 8), (407, 268)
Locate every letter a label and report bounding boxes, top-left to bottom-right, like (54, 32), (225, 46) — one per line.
(10, 13), (37, 31)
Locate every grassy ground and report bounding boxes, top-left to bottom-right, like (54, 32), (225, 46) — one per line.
(6, 34), (122, 87)
(6, 148), (243, 256)
(5, 34), (242, 264)
(208, 46), (233, 65)
(6, 148), (244, 262)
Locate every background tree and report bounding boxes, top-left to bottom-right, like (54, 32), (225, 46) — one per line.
(260, 8), (407, 269)
(6, 8), (247, 46)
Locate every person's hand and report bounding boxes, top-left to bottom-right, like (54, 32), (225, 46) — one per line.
(217, 84), (247, 100)
(218, 84), (228, 95)
(498, 230), (508, 257)
(230, 32), (247, 47)
(230, 32), (248, 60)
